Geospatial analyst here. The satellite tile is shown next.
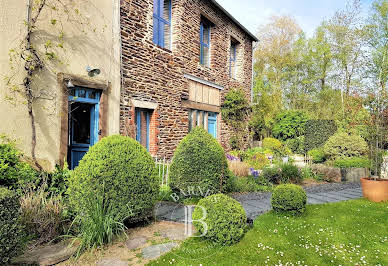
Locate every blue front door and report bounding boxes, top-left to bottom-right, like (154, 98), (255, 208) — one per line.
(68, 88), (101, 169)
(208, 112), (217, 138)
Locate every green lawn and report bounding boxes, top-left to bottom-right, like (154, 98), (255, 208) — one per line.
(150, 199), (388, 265)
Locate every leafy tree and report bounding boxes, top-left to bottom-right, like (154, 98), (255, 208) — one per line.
(272, 110), (308, 141)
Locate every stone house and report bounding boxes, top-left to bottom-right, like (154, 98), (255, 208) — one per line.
(120, 0), (258, 158)
(0, 0), (256, 170)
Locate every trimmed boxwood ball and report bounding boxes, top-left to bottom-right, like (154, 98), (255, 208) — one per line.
(67, 135), (159, 223)
(271, 184), (307, 214)
(193, 194), (247, 245)
(169, 127), (232, 195)
(0, 187), (25, 264)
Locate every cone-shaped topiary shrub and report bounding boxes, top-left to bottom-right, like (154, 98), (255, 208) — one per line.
(192, 194), (246, 245)
(271, 184), (307, 214)
(169, 127), (232, 195)
(0, 187), (25, 264)
(67, 135), (159, 224)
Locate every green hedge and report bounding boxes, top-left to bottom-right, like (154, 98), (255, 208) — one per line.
(0, 187), (24, 264)
(67, 135), (159, 224)
(304, 120), (337, 152)
(334, 157), (371, 169)
(271, 184), (307, 214)
(272, 110), (308, 141)
(170, 127), (232, 195)
(193, 194), (246, 245)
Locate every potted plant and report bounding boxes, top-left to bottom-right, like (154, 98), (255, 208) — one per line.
(361, 89), (388, 202)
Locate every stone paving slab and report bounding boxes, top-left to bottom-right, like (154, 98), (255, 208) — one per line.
(142, 242), (178, 259)
(155, 184), (364, 222)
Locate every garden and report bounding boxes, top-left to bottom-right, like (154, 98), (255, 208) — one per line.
(1, 0), (388, 265)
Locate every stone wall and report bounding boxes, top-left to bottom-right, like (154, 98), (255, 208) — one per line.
(120, 0), (255, 158)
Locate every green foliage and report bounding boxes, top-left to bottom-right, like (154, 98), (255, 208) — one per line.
(77, 196), (127, 251)
(285, 136), (305, 154)
(0, 187), (25, 264)
(308, 148), (326, 163)
(280, 163), (302, 184)
(300, 166), (323, 181)
(221, 88), (250, 149)
(334, 157), (371, 169)
(193, 194), (247, 245)
(272, 110), (308, 141)
(262, 138), (282, 151)
(271, 184), (307, 215)
(245, 152), (270, 170)
(46, 163), (71, 197)
(0, 141), (38, 189)
(170, 127), (231, 195)
(67, 135), (159, 227)
(304, 120), (337, 151)
(229, 176), (272, 193)
(323, 132), (369, 160)
(261, 166), (282, 184)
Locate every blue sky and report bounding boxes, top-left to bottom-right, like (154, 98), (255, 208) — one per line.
(220, 0), (374, 37)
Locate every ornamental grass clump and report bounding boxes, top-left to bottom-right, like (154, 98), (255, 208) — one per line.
(169, 127), (232, 195)
(271, 184), (307, 215)
(67, 135), (159, 249)
(192, 194), (246, 245)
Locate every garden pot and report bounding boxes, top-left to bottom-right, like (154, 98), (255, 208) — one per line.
(361, 177), (388, 202)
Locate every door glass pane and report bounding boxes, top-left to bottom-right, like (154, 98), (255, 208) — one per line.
(70, 102), (91, 144)
(78, 89), (86, 98)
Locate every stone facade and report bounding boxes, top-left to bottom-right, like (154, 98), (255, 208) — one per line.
(120, 0), (256, 158)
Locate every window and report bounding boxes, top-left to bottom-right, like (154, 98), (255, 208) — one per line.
(153, 0), (171, 49)
(135, 108), (152, 151)
(188, 109), (218, 138)
(230, 41), (238, 78)
(200, 17), (211, 66)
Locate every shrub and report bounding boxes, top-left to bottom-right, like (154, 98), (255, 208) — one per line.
(280, 163), (301, 184)
(261, 166), (282, 184)
(272, 110), (308, 141)
(300, 166), (322, 181)
(271, 184), (307, 215)
(67, 135), (159, 226)
(20, 188), (65, 244)
(308, 148), (326, 163)
(334, 157), (371, 169)
(170, 127), (231, 195)
(229, 176), (271, 193)
(304, 120), (337, 152)
(246, 153), (270, 170)
(46, 163), (71, 197)
(192, 194), (246, 245)
(285, 136), (304, 154)
(262, 138), (282, 151)
(310, 164), (342, 182)
(0, 141), (38, 189)
(324, 132), (369, 160)
(0, 187), (24, 264)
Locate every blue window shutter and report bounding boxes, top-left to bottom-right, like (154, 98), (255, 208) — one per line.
(136, 109), (141, 142)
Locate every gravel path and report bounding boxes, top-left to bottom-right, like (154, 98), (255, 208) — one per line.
(156, 182), (363, 222)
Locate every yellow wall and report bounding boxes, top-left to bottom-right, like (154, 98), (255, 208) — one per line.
(0, 0), (121, 170)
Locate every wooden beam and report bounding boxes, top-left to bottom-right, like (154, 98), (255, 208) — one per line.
(182, 100), (220, 113)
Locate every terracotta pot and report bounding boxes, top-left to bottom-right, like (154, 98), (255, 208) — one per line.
(361, 178), (388, 202)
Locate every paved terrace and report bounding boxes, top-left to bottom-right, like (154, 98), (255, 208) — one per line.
(156, 182), (363, 222)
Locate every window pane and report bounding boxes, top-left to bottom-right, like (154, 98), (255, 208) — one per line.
(164, 23), (171, 49)
(202, 45), (209, 66)
(78, 89), (86, 98)
(71, 103), (91, 144)
(153, 17), (159, 45)
(202, 25), (210, 45)
(163, 0), (170, 21)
